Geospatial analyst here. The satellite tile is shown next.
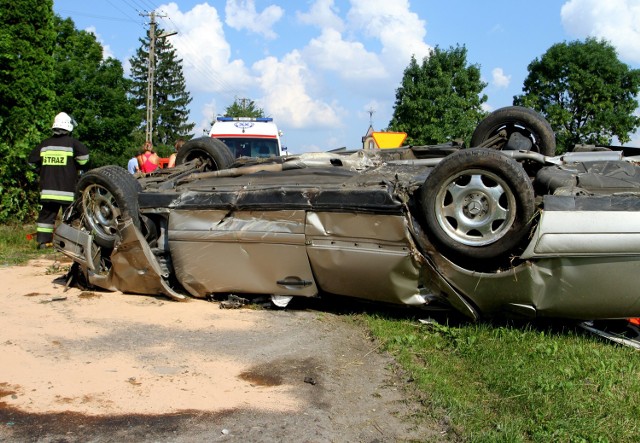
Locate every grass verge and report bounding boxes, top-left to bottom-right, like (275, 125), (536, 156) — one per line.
(0, 223), (50, 265)
(363, 314), (640, 442)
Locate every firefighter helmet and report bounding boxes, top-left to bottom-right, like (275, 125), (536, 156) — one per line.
(51, 112), (75, 132)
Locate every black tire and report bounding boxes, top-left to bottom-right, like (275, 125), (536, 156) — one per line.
(421, 148), (535, 267)
(76, 165), (141, 248)
(175, 137), (235, 171)
(470, 106), (556, 156)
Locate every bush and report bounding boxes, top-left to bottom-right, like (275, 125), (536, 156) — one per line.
(0, 128), (43, 223)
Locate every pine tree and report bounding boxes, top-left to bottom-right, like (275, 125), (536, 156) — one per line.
(129, 26), (194, 148)
(222, 98), (265, 119)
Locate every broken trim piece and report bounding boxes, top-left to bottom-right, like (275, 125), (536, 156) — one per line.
(579, 321), (640, 350)
(89, 218), (186, 301)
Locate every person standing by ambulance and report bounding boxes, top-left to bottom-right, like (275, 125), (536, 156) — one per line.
(28, 112), (89, 249)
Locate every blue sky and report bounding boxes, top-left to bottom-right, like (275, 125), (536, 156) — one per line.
(53, 0), (640, 153)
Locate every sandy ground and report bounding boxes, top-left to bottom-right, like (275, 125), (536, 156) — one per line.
(0, 256), (447, 442)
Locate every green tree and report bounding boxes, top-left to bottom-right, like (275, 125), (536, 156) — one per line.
(514, 38), (640, 152)
(388, 46), (487, 146)
(0, 0), (56, 223)
(0, 0), (56, 142)
(0, 8), (141, 224)
(53, 16), (138, 167)
(129, 26), (194, 151)
(222, 97), (265, 119)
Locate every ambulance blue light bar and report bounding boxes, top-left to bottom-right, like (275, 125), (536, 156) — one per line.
(216, 116), (273, 122)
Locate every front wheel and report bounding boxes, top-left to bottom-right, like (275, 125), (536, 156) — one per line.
(421, 148), (535, 269)
(76, 166), (141, 248)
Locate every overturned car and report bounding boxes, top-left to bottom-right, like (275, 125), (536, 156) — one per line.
(54, 107), (640, 320)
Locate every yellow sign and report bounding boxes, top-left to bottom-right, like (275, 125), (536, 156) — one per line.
(372, 132), (407, 149)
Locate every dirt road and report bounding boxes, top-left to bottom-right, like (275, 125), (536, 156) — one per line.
(0, 256), (445, 442)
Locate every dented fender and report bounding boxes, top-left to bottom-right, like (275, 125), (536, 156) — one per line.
(54, 218), (185, 301)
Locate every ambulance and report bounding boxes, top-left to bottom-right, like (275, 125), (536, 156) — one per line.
(209, 116), (283, 158)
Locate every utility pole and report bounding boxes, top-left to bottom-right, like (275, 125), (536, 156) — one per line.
(140, 11), (176, 145)
(236, 97), (249, 113)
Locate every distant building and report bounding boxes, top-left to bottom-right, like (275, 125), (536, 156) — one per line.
(362, 124), (378, 150)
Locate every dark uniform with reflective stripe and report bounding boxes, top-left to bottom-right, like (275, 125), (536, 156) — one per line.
(29, 134), (89, 245)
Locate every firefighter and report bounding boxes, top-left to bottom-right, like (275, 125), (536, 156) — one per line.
(28, 112), (89, 249)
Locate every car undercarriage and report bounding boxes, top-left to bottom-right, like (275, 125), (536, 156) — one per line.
(54, 107), (640, 321)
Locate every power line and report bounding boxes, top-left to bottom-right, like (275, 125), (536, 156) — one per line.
(105, 0), (144, 24)
(62, 1), (246, 128)
(56, 9), (139, 23)
(158, 14), (243, 103)
(136, 0), (161, 11)
(128, 0), (156, 12)
(118, 0), (144, 14)
(111, 0), (243, 105)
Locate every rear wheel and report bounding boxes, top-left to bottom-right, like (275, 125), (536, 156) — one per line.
(76, 166), (141, 248)
(471, 106), (556, 156)
(421, 148), (535, 268)
(175, 137), (235, 171)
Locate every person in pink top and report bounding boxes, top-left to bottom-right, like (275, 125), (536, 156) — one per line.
(137, 141), (159, 173)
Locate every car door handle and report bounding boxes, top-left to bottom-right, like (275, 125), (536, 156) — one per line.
(277, 277), (313, 287)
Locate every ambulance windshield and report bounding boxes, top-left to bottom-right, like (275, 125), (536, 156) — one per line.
(215, 137), (279, 158)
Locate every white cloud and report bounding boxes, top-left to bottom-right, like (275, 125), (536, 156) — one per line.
(481, 103), (494, 113)
(155, 2), (343, 138)
(488, 24), (504, 35)
(303, 28), (386, 80)
(297, 0), (344, 32)
(224, 0), (284, 40)
(491, 67), (511, 88)
(157, 2), (252, 95)
(85, 26), (113, 60)
(153, 1), (432, 147)
(252, 51), (342, 129)
(346, 0), (431, 68)
(359, 100), (385, 128)
(283, 0), (434, 137)
(626, 131), (640, 147)
(561, 0), (640, 63)
(195, 99), (219, 136)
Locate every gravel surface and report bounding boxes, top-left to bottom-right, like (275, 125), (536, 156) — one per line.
(0, 257), (447, 442)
